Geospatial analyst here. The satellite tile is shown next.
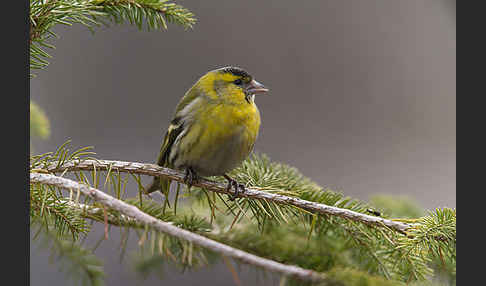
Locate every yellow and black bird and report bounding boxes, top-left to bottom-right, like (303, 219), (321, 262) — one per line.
(145, 66), (268, 199)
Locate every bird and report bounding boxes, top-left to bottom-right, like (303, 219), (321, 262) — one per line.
(144, 66), (268, 200)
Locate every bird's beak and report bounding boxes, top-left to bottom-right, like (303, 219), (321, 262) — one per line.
(246, 79), (269, 95)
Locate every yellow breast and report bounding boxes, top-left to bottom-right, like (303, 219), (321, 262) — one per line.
(203, 101), (260, 147)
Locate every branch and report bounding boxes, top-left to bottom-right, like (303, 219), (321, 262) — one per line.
(61, 199), (137, 226)
(29, 0), (195, 75)
(30, 172), (325, 283)
(43, 159), (412, 234)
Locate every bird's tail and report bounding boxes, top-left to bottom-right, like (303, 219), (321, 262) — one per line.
(144, 176), (172, 196)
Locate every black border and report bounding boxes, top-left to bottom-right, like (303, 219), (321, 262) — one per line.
(3, 0), (30, 285)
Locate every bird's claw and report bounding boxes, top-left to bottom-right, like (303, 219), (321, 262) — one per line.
(184, 168), (198, 190)
(224, 175), (246, 201)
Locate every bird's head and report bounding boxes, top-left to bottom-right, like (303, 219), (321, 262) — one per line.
(196, 66), (268, 104)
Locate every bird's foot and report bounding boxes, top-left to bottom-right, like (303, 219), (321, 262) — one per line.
(184, 167), (198, 190)
(223, 174), (246, 201)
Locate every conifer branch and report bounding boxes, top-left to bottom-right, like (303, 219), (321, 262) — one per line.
(31, 180), (91, 239)
(62, 199), (137, 225)
(43, 159), (413, 235)
(29, 0), (195, 76)
(31, 143), (455, 283)
(30, 172), (326, 283)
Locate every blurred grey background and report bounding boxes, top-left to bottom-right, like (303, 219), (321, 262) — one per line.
(30, 0), (455, 285)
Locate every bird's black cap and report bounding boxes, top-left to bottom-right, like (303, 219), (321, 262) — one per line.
(219, 66), (252, 79)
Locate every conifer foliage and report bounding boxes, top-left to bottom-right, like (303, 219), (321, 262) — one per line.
(29, 2), (456, 286)
(30, 0), (195, 77)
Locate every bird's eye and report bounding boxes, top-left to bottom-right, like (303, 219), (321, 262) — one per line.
(234, 79), (243, 86)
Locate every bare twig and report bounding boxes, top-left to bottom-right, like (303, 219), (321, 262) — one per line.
(30, 172), (325, 283)
(43, 159), (412, 234)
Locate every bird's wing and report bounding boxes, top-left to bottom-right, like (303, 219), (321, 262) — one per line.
(158, 86), (203, 167)
(156, 120), (185, 167)
(174, 85), (201, 114)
